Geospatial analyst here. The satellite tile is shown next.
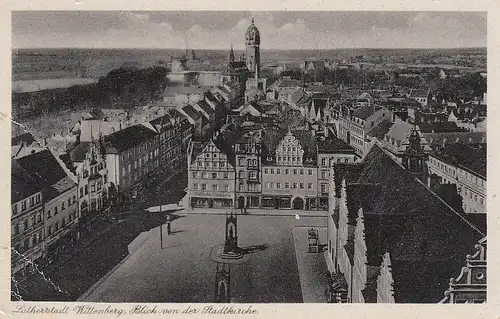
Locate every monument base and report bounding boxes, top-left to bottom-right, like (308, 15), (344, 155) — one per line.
(219, 250), (243, 260)
(209, 245), (252, 264)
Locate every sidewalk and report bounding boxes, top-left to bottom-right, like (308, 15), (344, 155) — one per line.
(292, 226), (328, 303)
(180, 195), (328, 217)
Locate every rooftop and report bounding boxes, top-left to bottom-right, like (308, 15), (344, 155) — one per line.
(103, 124), (158, 154)
(340, 144), (484, 302)
(352, 104), (380, 120)
(409, 89), (430, 98)
(11, 159), (42, 203)
(12, 132), (36, 146)
(16, 149), (76, 201)
(181, 104), (202, 122)
(432, 143), (486, 178)
(317, 136), (355, 154)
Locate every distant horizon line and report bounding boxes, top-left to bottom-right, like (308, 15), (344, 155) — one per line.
(12, 46), (487, 51)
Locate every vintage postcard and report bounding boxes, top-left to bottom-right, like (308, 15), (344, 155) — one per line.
(2, 0), (498, 318)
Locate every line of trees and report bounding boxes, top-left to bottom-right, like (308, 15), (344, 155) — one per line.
(12, 66), (170, 119)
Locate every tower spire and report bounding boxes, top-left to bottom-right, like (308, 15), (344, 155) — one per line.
(229, 43), (235, 63)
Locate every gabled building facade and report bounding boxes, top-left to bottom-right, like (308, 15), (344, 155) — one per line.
(187, 140), (236, 208)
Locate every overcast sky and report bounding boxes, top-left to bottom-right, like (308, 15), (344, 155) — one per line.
(12, 11), (487, 49)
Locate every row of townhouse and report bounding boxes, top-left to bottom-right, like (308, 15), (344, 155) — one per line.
(186, 124), (357, 211)
(12, 149), (79, 279)
(178, 87), (233, 140)
(427, 143), (486, 214)
(11, 108), (194, 278)
(103, 109), (192, 200)
(325, 143), (484, 303)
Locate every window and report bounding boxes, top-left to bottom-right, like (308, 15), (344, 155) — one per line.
(277, 182), (281, 189)
(12, 204), (17, 215)
(275, 169), (279, 174)
(308, 183), (313, 190)
(202, 184), (207, 191)
(223, 173), (229, 179)
(270, 182), (274, 189)
(321, 184), (327, 193)
(293, 182), (298, 189)
(30, 197), (34, 207)
(224, 185), (229, 191)
(322, 158), (326, 166)
(293, 169), (298, 175)
(480, 198), (484, 206)
(212, 173), (218, 179)
(308, 169), (313, 176)
(23, 219), (28, 230)
(202, 172), (208, 179)
(21, 200), (27, 211)
(300, 183), (304, 189)
(239, 183), (245, 191)
(47, 210), (52, 218)
(300, 169), (304, 175)
(285, 182), (290, 189)
(321, 171), (327, 179)
(193, 183), (198, 190)
(212, 184), (218, 191)
(85, 185), (88, 195)
(54, 206), (58, 215)
(192, 172), (197, 178)
(285, 169), (289, 175)
(239, 171), (244, 178)
(13, 223), (19, 235)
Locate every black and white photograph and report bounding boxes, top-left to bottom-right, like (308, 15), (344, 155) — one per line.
(10, 9), (487, 305)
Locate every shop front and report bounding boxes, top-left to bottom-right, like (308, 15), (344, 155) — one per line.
(278, 196), (292, 209)
(261, 196), (277, 209)
(306, 197), (318, 210)
(248, 196), (260, 208)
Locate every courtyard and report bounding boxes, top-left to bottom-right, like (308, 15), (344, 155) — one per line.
(81, 213), (326, 303)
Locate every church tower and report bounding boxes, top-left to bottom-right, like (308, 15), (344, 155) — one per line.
(245, 18), (261, 78)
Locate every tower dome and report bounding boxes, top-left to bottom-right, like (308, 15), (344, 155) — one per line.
(245, 18), (260, 45)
